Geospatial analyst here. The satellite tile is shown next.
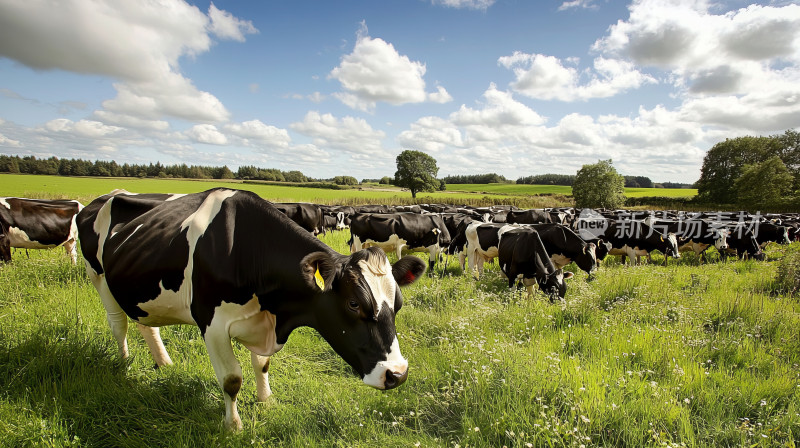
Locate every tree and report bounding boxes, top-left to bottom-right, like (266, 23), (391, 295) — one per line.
(394, 150), (440, 198)
(696, 136), (777, 203)
(379, 176), (392, 185)
(733, 156), (794, 209)
(572, 159), (626, 209)
(218, 165), (234, 179)
(333, 175), (358, 186)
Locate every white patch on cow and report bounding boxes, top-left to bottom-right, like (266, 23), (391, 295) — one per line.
(361, 234), (408, 259)
(0, 198), (10, 209)
(609, 245), (648, 264)
(551, 253), (571, 270)
(358, 256), (395, 317)
(166, 194), (186, 201)
(362, 336), (408, 389)
(137, 189), (237, 326)
(203, 295), (285, 357)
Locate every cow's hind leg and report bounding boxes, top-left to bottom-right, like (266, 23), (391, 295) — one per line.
(251, 353), (272, 402)
(137, 324), (173, 367)
(94, 274), (130, 360)
(205, 331), (244, 430)
(64, 239), (78, 265)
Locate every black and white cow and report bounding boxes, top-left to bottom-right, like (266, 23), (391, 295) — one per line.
(464, 222), (508, 278)
(0, 222), (10, 262)
(77, 188), (425, 430)
(524, 223), (598, 274)
(348, 213), (451, 272)
(722, 223), (765, 260)
(646, 218), (728, 261)
(602, 220), (681, 265)
(273, 203), (325, 236)
(497, 227), (573, 300)
(506, 209), (555, 225)
(753, 222), (791, 248)
(0, 197), (84, 263)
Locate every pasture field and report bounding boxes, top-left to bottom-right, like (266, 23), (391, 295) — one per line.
(441, 183), (697, 198)
(0, 174), (696, 208)
(0, 228), (798, 447)
(0, 174), (555, 207)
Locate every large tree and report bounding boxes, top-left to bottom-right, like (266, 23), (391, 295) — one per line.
(394, 150), (440, 198)
(695, 136), (778, 203)
(572, 159), (626, 209)
(733, 156), (794, 209)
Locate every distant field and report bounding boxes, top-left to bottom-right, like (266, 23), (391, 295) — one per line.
(446, 183), (697, 198)
(0, 175), (559, 207)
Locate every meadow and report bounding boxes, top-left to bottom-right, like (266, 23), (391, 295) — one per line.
(0, 174), (695, 209)
(0, 176), (796, 447)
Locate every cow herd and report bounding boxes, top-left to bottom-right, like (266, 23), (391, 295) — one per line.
(0, 187), (797, 429)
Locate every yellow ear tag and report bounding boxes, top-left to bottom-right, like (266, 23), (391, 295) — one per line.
(660, 236), (664, 242)
(314, 267), (325, 291)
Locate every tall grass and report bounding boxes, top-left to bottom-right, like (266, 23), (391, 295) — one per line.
(0, 236), (798, 447)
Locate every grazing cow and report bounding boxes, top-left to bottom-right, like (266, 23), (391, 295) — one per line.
(439, 213), (475, 271)
(753, 222), (791, 247)
(506, 209), (555, 225)
(348, 213), (451, 272)
(497, 227), (573, 299)
(77, 188), (426, 430)
(601, 220), (680, 265)
(320, 205), (355, 230)
(0, 197), (84, 263)
(646, 218), (729, 261)
(464, 222), (508, 278)
(273, 203), (325, 236)
(722, 224), (765, 260)
(524, 223), (598, 274)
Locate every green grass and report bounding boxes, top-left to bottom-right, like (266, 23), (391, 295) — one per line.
(0, 175), (696, 209)
(0, 174), (569, 208)
(1, 230), (798, 446)
(447, 183), (697, 198)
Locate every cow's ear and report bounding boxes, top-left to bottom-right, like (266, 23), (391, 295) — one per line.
(563, 271), (575, 280)
(300, 251), (336, 292)
(392, 255), (426, 286)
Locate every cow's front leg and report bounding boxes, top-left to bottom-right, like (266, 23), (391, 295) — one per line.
(137, 324), (173, 367)
(204, 331), (244, 430)
(251, 352), (272, 402)
(426, 244), (438, 274)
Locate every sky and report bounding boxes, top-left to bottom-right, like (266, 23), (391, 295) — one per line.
(0, 0), (799, 184)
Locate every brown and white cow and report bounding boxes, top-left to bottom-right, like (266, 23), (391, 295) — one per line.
(0, 197), (84, 263)
(77, 188), (425, 430)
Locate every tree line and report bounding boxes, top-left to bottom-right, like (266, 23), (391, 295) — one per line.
(517, 173), (662, 188)
(0, 155), (326, 183)
(696, 129), (799, 208)
(442, 173), (508, 184)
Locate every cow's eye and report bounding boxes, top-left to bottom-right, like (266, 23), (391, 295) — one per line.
(348, 300), (359, 312)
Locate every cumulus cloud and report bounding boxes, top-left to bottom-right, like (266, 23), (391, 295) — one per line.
(185, 124), (228, 145)
(558, 0), (598, 11)
(0, 0), (256, 123)
(290, 111), (387, 156)
(224, 120), (292, 148)
(498, 52), (656, 101)
(208, 3), (258, 42)
(431, 0), (496, 10)
(329, 22), (451, 112)
(0, 132), (22, 147)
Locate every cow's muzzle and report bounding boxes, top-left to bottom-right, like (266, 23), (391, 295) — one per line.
(384, 368), (408, 390)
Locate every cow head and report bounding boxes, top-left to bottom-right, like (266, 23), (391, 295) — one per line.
(713, 227), (729, 251)
(301, 247), (425, 390)
(575, 242), (598, 274)
(532, 269), (574, 300)
(662, 232), (681, 259)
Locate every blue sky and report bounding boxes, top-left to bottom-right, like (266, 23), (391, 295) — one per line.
(1, 0), (798, 183)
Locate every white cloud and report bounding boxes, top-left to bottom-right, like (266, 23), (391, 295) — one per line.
(558, 0), (598, 11)
(431, 0), (495, 10)
(92, 111), (170, 132)
(329, 22), (451, 111)
(290, 111), (387, 156)
(186, 124), (228, 145)
(224, 120), (292, 148)
(428, 86), (454, 104)
(0, 0), (255, 123)
(498, 52), (656, 101)
(207, 3), (258, 42)
(0, 132), (22, 147)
